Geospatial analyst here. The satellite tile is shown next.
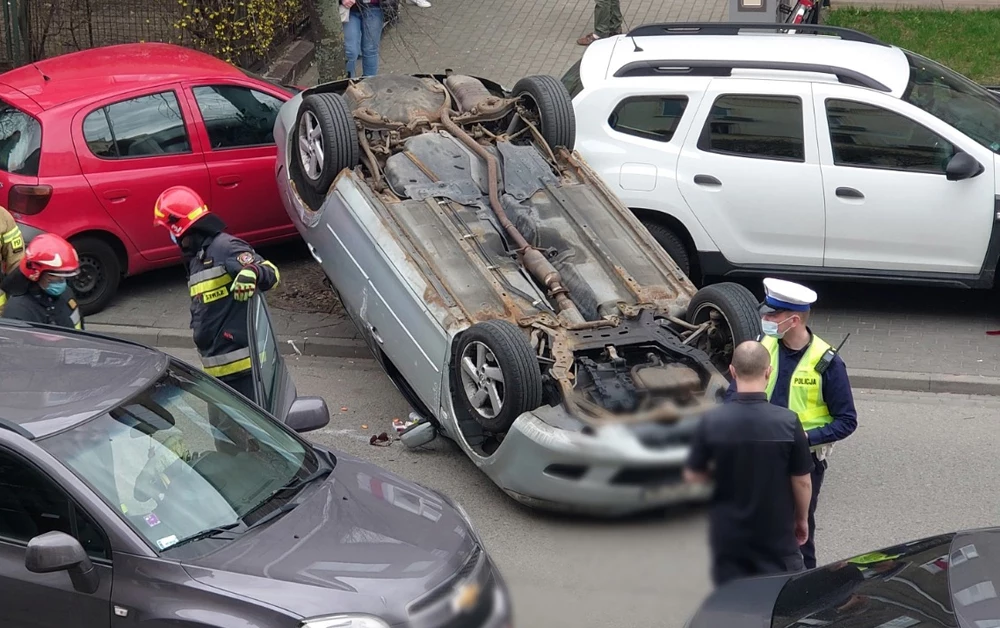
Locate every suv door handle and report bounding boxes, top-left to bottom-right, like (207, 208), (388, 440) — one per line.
(217, 175), (242, 187)
(103, 188), (129, 201)
(836, 187), (864, 199)
(694, 174), (721, 186)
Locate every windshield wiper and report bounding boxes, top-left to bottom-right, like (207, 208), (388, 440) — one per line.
(167, 522), (241, 550)
(245, 499), (301, 531)
(241, 463), (332, 524)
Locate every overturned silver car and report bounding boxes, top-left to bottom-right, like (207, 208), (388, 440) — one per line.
(274, 71), (762, 516)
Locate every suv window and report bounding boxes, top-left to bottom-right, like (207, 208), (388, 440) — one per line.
(609, 96), (688, 142)
(699, 95), (805, 162)
(192, 85), (283, 150)
(83, 91), (191, 159)
(826, 99), (955, 174)
(0, 100), (41, 176)
(0, 449), (109, 559)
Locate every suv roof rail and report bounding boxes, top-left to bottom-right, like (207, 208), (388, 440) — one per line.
(613, 59), (891, 92)
(624, 22), (888, 47)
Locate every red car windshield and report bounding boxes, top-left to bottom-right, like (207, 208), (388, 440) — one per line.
(0, 99), (41, 176)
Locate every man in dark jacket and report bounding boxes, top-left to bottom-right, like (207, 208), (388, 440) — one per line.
(685, 340), (814, 587)
(1, 233), (84, 330)
(153, 185), (279, 403)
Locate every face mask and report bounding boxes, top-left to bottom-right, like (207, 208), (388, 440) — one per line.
(762, 315), (794, 339)
(44, 279), (67, 297)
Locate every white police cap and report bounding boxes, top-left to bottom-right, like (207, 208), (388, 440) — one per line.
(760, 277), (817, 314)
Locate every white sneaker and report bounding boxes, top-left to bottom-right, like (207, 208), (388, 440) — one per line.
(409, 0), (431, 7)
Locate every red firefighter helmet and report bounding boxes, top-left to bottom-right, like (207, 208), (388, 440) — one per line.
(20, 233), (81, 282)
(153, 186), (210, 238)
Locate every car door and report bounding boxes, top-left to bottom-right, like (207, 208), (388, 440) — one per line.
(246, 293), (297, 419)
(813, 85), (997, 274)
(676, 79), (826, 266)
(183, 80), (293, 244)
(74, 85), (212, 263)
(0, 447), (112, 628)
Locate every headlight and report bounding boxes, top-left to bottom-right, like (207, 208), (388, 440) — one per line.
(302, 616), (390, 628)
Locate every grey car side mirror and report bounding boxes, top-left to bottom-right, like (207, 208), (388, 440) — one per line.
(946, 152), (984, 181)
(25, 531), (100, 594)
(285, 396), (330, 433)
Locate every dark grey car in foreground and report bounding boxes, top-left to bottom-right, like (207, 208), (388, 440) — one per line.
(686, 529), (997, 628)
(0, 298), (509, 628)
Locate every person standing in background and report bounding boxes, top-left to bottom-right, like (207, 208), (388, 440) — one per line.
(343, 0), (396, 78)
(577, 0), (623, 46)
(685, 340), (814, 587)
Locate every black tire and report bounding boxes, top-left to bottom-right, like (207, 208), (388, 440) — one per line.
(686, 282), (762, 374)
(70, 236), (122, 316)
(293, 93), (360, 195)
(642, 220), (691, 278)
(452, 319), (543, 433)
(512, 75), (576, 151)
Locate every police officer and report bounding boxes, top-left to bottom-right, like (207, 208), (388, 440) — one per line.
(0, 233), (84, 329)
(725, 277), (858, 569)
(152, 186), (279, 404)
(0, 205), (26, 311)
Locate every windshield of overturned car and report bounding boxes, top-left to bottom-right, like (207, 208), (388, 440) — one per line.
(41, 360), (320, 556)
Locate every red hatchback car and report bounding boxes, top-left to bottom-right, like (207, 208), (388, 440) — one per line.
(0, 43), (301, 314)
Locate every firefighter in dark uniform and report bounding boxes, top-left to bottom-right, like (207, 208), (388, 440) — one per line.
(152, 186), (280, 403)
(0, 233), (84, 330)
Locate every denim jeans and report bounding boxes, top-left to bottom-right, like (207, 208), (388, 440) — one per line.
(344, 4), (384, 78)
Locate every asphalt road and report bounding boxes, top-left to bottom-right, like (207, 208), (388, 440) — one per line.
(164, 347), (1000, 628)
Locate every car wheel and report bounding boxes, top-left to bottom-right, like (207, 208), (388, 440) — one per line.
(642, 220), (691, 278)
(453, 320), (543, 433)
(512, 75), (576, 151)
(70, 236), (122, 316)
(685, 282), (762, 375)
(293, 93), (360, 195)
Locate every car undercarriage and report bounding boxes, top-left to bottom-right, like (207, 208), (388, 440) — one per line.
(288, 72), (760, 449)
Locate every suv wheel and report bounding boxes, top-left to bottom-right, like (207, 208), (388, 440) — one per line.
(642, 220), (691, 278)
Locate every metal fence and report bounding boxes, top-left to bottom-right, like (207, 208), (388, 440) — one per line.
(0, 0), (308, 73)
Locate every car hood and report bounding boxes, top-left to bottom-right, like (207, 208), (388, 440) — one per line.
(687, 531), (965, 628)
(182, 451), (479, 623)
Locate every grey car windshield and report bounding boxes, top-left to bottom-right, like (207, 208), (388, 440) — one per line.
(902, 50), (1000, 154)
(40, 360), (320, 554)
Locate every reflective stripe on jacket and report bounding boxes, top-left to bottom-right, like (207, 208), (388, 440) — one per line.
(762, 334), (834, 431)
(187, 232), (278, 379)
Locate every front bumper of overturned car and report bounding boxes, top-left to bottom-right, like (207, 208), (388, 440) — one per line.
(479, 406), (712, 517)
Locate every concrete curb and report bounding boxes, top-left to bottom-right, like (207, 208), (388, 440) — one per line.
(86, 324), (1000, 396)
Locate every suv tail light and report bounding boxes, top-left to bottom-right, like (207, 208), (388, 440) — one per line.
(9, 184), (52, 215)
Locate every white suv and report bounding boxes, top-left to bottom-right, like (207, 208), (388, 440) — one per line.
(563, 23), (1000, 289)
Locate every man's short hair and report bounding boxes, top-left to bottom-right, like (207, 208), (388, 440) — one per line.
(731, 340), (771, 379)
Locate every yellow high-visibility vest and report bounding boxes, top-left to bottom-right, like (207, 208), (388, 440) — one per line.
(762, 334), (834, 431)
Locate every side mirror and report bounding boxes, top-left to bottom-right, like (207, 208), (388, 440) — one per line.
(285, 396), (330, 433)
(946, 152), (984, 181)
(25, 531), (99, 594)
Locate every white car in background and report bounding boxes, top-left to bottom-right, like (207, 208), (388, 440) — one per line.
(563, 22), (1000, 290)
